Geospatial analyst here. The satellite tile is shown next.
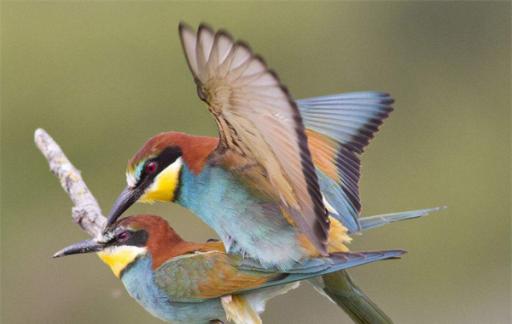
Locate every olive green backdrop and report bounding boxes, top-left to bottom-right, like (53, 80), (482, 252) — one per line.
(1, 2), (510, 324)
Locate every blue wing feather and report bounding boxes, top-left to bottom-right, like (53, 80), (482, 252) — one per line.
(317, 171), (359, 232)
(298, 92), (394, 232)
(240, 250), (405, 291)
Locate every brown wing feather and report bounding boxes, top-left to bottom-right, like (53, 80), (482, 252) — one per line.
(178, 23), (328, 254)
(154, 250), (279, 302)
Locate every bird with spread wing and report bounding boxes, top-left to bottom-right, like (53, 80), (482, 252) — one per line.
(103, 23), (441, 323)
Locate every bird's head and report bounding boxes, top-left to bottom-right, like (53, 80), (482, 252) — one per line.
(53, 215), (185, 278)
(106, 132), (218, 228)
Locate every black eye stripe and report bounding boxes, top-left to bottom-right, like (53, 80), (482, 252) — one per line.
(126, 230), (149, 247)
(140, 147), (181, 179)
(134, 146), (182, 189)
(110, 229), (148, 247)
(157, 147), (182, 170)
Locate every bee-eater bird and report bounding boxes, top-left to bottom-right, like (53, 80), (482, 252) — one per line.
(106, 23), (440, 323)
(54, 214), (404, 324)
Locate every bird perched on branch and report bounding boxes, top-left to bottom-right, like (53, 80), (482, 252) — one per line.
(54, 214), (404, 324)
(106, 23), (441, 323)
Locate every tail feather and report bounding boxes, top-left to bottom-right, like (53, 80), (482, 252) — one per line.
(242, 250), (405, 288)
(325, 250), (404, 273)
(359, 207), (446, 231)
(266, 250), (405, 282)
(320, 270), (394, 324)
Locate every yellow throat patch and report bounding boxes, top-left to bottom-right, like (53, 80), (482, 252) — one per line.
(97, 246), (147, 278)
(138, 158), (183, 203)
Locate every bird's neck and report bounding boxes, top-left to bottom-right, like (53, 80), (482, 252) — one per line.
(148, 239), (224, 270)
(118, 255), (177, 322)
(179, 135), (218, 174)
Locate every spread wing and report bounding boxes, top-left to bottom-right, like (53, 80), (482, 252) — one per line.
(154, 251), (281, 302)
(178, 23), (328, 254)
(298, 92), (394, 232)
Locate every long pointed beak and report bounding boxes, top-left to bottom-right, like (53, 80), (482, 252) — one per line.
(53, 239), (104, 258)
(106, 186), (142, 229)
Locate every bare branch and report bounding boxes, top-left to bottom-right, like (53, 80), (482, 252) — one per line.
(34, 128), (106, 237)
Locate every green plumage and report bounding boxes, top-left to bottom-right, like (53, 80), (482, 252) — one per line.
(323, 271), (393, 324)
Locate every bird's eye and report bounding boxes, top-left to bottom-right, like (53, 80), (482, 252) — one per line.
(117, 231), (130, 242)
(145, 161), (158, 174)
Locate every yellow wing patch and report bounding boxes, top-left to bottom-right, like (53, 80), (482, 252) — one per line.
(327, 216), (351, 253)
(298, 215), (351, 255)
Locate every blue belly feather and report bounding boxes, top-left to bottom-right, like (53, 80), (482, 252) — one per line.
(177, 165), (307, 269)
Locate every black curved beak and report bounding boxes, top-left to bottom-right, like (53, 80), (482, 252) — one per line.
(53, 239), (104, 258)
(106, 186), (143, 229)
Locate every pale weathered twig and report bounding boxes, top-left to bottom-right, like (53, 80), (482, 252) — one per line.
(34, 128), (106, 237)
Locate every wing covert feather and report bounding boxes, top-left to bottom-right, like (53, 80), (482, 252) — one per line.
(154, 251), (277, 302)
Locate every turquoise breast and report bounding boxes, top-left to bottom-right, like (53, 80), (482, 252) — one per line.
(120, 255), (225, 324)
(177, 164), (307, 269)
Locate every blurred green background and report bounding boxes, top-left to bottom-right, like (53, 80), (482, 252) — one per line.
(1, 2), (510, 323)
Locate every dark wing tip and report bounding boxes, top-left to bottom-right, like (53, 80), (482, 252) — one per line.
(290, 92), (330, 254)
(178, 21), (194, 39)
(235, 39), (253, 56)
(349, 94), (395, 155)
(197, 22), (215, 38)
(178, 21), (191, 31)
(217, 28), (234, 39)
(252, 54), (268, 70)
